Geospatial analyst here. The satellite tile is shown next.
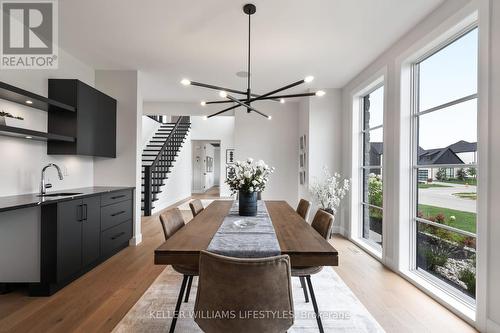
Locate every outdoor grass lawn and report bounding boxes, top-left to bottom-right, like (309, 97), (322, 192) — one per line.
(453, 192), (477, 200)
(442, 178), (477, 186)
(418, 204), (476, 233)
(417, 183), (452, 189)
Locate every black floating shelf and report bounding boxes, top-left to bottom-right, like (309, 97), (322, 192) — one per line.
(0, 81), (75, 113)
(0, 125), (75, 142)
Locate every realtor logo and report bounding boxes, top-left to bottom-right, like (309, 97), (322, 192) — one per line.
(1, 0), (58, 69)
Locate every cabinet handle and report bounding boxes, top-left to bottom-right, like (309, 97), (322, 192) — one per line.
(111, 195), (126, 200)
(111, 210), (125, 217)
(77, 205), (83, 222)
(83, 204), (88, 221)
(111, 232), (125, 240)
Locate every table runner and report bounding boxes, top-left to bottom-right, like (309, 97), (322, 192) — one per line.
(206, 200), (281, 258)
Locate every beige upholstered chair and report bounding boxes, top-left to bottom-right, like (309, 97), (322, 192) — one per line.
(194, 251), (294, 333)
(293, 209), (334, 333)
(159, 208), (198, 332)
(296, 199), (311, 220)
(189, 199), (204, 217)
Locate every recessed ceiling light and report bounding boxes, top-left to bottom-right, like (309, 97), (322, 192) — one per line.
(200, 101), (206, 106)
(25, 136), (32, 139)
(304, 76), (314, 83)
(280, 98), (285, 104)
(315, 90), (326, 97)
(25, 100), (33, 104)
(180, 79), (191, 86)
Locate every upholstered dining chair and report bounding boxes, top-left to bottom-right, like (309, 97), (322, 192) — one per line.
(189, 199), (204, 218)
(293, 209), (334, 333)
(194, 251), (294, 333)
(296, 198), (311, 220)
(159, 208), (199, 333)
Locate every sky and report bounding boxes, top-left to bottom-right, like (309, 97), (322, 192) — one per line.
(365, 28), (478, 151)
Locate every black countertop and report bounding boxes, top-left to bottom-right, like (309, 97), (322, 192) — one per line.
(0, 187), (135, 213)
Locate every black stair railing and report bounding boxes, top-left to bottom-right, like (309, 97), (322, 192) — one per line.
(143, 116), (190, 216)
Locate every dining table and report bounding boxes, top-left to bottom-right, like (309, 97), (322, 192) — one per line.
(154, 200), (338, 267)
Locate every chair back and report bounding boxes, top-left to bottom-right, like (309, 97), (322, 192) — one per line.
(159, 208), (185, 241)
(311, 209), (334, 240)
(189, 199), (204, 217)
(194, 251), (294, 333)
(296, 199), (311, 220)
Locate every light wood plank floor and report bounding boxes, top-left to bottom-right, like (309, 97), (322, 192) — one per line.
(0, 200), (476, 333)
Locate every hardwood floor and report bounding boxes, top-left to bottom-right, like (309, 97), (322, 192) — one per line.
(0, 200), (476, 333)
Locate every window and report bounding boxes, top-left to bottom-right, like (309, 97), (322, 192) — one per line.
(412, 27), (478, 302)
(360, 85), (384, 251)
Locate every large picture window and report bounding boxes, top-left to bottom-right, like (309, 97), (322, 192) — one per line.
(360, 85), (384, 251)
(412, 27), (478, 302)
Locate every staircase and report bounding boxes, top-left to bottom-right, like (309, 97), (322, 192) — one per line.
(141, 116), (191, 216)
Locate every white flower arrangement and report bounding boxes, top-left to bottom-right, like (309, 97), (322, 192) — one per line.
(309, 166), (351, 214)
(225, 158), (275, 194)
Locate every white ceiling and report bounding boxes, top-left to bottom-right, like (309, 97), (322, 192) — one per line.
(59, 0), (444, 102)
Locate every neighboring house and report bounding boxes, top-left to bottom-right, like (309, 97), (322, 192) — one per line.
(370, 140), (477, 180)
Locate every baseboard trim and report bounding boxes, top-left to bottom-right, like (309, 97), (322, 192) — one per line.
(129, 233), (142, 246)
(487, 319), (500, 333)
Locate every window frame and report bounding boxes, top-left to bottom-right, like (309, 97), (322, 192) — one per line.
(409, 24), (479, 306)
(359, 83), (385, 251)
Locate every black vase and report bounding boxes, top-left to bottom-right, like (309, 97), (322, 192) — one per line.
(239, 190), (258, 216)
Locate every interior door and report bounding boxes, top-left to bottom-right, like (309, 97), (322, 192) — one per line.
(82, 196), (101, 267)
(57, 199), (83, 282)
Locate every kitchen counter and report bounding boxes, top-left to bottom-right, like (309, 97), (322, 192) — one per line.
(0, 186), (135, 213)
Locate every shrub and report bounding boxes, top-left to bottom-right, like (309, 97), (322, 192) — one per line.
(368, 173), (383, 207)
(419, 247), (447, 271)
(467, 167), (476, 178)
(458, 268), (476, 295)
(460, 237), (476, 249)
(435, 213), (446, 223)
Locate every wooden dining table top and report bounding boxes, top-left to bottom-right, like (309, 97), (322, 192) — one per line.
(154, 200), (338, 267)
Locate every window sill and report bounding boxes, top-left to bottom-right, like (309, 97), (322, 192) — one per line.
(350, 237), (382, 260)
(399, 269), (476, 325)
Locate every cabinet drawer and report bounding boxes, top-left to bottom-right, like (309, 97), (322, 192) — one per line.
(101, 190), (132, 207)
(101, 200), (132, 231)
(101, 220), (132, 258)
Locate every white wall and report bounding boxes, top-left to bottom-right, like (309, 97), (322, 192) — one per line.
(152, 132), (192, 214)
(234, 102), (299, 206)
(0, 49), (95, 196)
(214, 147), (221, 185)
(94, 70), (143, 245)
(486, 0), (500, 330)
(141, 116), (161, 151)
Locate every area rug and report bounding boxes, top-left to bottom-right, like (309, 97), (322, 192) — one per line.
(113, 266), (385, 332)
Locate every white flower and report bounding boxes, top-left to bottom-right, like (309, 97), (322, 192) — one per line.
(247, 157), (254, 164)
(252, 180), (258, 185)
(249, 187), (254, 192)
(256, 160), (265, 168)
(243, 171), (251, 178)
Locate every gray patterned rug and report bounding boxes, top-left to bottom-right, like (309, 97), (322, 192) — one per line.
(113, 266), (385, 332)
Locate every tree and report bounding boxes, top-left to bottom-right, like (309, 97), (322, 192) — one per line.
(436, 168), (447, 181)
(467, 167), (476, 179)
(457, 168), (467, 181)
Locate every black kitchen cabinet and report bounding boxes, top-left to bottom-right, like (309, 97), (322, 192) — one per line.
(32, 189), (133, 296)
(47, 79), (117, 157)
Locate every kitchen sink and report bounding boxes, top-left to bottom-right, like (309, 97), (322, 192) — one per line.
(38, 192), (83, 197)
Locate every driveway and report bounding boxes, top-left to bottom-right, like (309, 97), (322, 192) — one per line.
(418, 182), (476, 213)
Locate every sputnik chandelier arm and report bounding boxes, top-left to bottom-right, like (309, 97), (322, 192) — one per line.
(180, 3), (325, 119)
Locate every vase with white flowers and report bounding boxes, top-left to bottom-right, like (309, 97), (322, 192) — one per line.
(309, 166), (351, 215)
(225, 158), (275, 216)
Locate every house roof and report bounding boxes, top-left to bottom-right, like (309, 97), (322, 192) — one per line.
(369, 140), (476, 165)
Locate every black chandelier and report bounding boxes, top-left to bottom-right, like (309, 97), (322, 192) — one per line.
(180, 3), (325, 119)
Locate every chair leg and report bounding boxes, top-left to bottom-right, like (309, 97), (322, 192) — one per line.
(169, 275), (188, 333)
(184, 275), (193, 303)
(306, 275), (324, 333)
(299, 276), (309, 303)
